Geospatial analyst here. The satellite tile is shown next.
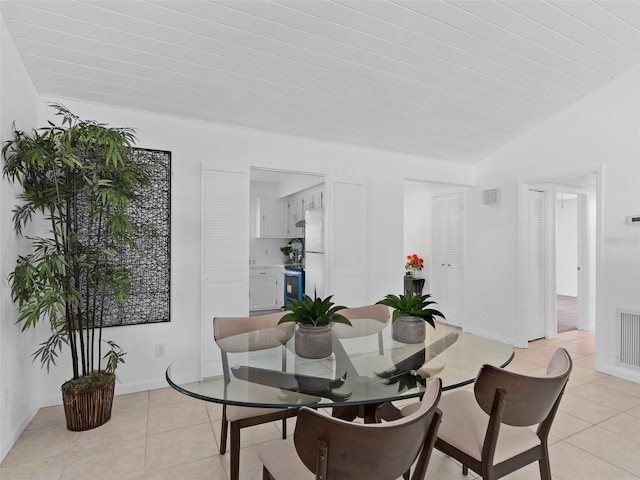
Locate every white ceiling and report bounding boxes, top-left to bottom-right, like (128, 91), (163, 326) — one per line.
(3, 0), (640, 163)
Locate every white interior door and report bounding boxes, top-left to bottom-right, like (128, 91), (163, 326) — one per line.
(202, 166), (249, 376)
(432, 193), (464, 325)
(527, 189), (546, 340)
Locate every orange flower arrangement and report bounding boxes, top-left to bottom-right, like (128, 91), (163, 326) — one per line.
(405, 253), (424, 273)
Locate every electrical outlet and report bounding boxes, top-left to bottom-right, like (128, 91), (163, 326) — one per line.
(156, 344), (165, 357)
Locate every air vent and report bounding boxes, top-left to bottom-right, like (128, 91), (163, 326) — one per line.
(483, 188), (501, 205)
(617, 309), (640, 368)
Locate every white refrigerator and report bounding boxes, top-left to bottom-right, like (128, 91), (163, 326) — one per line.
(304, 209), (324, 298)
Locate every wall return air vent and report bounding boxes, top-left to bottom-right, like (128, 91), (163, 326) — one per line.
(483, 188), (501, 205)
(616, 309), (640, 368)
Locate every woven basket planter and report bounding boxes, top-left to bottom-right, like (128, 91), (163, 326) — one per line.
(62, 374), (115, 431)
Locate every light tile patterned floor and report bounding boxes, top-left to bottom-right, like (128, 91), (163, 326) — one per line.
(1, 330), (639, 479)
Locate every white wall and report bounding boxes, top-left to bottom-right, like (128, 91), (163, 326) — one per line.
(467, 64), (640, 380)
(556, 196), (578, 297)
(0, 13), (42, 461)
(403, 181), (431, 273)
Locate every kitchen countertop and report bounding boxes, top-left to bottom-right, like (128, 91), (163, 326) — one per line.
(250, 263), (305, 269)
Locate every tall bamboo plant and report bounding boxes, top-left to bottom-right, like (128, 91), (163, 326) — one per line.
(2, 104), (153, 387)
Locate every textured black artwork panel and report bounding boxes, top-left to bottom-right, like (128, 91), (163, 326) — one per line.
(103, 148), (171, 327)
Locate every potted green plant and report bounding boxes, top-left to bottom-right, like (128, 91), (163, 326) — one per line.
(280, 245), (293, 263)
(279, 294), (351, 358)
(2, 104), (155, 431)
(376, 291), (445, 343)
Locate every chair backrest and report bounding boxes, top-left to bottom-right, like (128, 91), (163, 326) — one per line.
(333, 304), (390, 340)
(213, 312), (294, 352)
(293, 378), (442, 480)
(339, 304), (390, 322)
(474, 347), (572, 427)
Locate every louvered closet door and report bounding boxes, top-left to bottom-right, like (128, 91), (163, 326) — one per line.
(432, 193), (464, 325)
(202, 166), (249, 376)
(527, 189), (545, 340)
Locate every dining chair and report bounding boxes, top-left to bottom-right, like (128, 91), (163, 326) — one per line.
(258, 377), (443, 480)
(434, 347), (573, 480)
(330, 303), (390, 422)
(213, 312), (299, 480)
(334, 303), (390, 355)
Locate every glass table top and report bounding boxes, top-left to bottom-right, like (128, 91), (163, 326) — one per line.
(166, 320), (514, 409)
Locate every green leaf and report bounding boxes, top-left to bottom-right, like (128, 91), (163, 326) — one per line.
(376, 291), (445, 328)
(279, 294), (352, 328)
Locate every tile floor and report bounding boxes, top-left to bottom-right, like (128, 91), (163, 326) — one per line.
(1, 329), (639, 479)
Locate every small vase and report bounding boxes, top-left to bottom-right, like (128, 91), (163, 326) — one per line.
(295, 324), (333, 358)
(392, 316), (426, 344)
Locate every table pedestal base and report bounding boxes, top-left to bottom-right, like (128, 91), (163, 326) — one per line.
(331, 404), (380, 424)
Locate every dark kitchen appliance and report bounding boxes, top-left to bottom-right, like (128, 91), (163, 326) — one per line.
(283, 266), (304, 305)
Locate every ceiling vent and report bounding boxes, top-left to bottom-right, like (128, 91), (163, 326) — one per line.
(483, 188), (501, 205)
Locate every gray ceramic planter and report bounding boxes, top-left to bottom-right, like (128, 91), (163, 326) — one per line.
(295, 324), (333, 358)
(392, 315), (426, 344)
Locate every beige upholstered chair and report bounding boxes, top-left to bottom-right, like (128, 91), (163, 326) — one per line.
(258, 377), (443, 480)
(331, 304), (390, 422)
(334, 303), (390, 355)
(435, 348), (572, 480)
(213, 312), (298, 480)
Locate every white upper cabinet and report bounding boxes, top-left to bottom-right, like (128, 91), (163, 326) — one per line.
(257, 198), (289, 238)
(288, 196), (305, 238)
(307, 190), (324, 210)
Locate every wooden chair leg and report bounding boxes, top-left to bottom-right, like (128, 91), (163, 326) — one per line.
(539, 454), (552, 480)
(281, 417), (287, 439)
(229, 421), (241, 480)
(219, 405), (228, 454)
(263, 466), (275, 480)
(462, 464), (468, 475)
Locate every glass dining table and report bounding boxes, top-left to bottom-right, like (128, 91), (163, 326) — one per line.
(166, 319), (514, 415)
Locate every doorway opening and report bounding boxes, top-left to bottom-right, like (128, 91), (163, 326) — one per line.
(249, 167), (326, 312)
(519, 171), (597, 346)
(556, 191), (578, 333)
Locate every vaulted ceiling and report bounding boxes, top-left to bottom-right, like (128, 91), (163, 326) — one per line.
(3, 0), (640, 163)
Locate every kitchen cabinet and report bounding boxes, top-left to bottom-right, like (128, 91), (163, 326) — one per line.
(250, 267), (283, 311)
(302, 190), (323, 211)
(310, 191), (324, 209)
(257, 198), (288, 238)
(288, 196), (305, 238)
